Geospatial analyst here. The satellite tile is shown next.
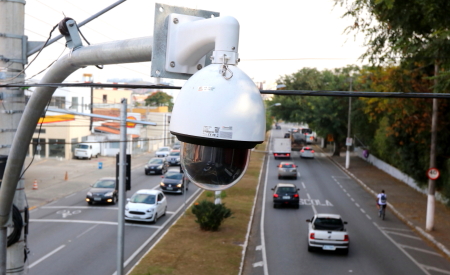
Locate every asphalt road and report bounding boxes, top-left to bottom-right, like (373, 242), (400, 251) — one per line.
(250, 126), (450, 275)
(25, 163), (201, 275)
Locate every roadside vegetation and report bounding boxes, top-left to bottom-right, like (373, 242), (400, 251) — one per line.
(270, 0), (450, 204)
(129, 141), (266, 275)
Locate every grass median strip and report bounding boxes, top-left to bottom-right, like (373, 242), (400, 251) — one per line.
(129, 143), (266, 275)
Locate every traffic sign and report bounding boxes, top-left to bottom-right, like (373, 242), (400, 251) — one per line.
(427, 168), (440, 180)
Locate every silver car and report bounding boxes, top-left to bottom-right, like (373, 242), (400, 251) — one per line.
(277, 161), (298, 179)
(300, 147), (315, 159)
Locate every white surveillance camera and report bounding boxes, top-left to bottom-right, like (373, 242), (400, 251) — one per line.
(170, 63), (266, 191)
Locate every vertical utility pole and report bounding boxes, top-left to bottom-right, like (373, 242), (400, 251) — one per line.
(426, 62), (439, 231)
(345, 77), (353, 169)
(0, 0), (26, 274)
(117, 98), (127, 275)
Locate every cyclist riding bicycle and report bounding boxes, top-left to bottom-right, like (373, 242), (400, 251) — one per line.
(376, 190), (387, 212)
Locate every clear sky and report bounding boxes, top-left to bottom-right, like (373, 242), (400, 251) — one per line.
(24, 0), (367, 87)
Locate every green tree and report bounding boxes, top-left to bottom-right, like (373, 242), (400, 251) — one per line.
(145, 91), (173, 108)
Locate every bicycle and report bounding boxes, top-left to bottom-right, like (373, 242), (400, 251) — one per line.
(378, 205), (386, 220)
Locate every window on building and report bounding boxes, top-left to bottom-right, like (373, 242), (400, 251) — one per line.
(109, 142), (120, 149)
(32, 138), (46, 157)
(103, 95), (107, 103)
(71, 138), (78, 155)
(49, 139), (65, 158)
(71, 97), (78, 111)
(49, 97), (66, 109)
(34, 128), (46, 134)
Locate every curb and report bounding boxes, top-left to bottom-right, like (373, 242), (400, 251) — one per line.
(327, 154), (450, 260)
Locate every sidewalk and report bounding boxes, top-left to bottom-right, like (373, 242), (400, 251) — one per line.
(326, 152), (450, 259)
(23, 152), (152, 210)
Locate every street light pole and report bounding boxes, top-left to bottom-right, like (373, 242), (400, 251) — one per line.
(345, 77), (353, 169)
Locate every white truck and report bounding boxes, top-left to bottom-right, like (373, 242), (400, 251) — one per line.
(272, 138), (292, 159)
(306, 213), (349, 254)
(74, 143), (100, 159)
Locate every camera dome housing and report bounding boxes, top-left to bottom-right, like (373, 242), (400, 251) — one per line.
(170, 63), (265, 190)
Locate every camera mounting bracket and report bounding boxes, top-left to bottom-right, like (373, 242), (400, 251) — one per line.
(151, 3), (220, 80)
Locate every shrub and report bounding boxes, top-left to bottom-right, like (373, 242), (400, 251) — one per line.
(191, 200), (232, 231)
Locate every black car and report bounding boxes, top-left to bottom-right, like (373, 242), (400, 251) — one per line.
(271, 183), (300, 208)
(145, 158), (165, 175)
(86, 177), (117, 205)
(160, 170), (189, 194)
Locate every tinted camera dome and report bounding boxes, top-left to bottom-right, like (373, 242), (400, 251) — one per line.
(181, 143), (250, 191)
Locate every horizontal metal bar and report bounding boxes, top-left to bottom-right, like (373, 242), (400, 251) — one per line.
(46, 108), (157, 126)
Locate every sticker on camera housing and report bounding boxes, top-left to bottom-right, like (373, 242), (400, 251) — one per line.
(198, 86), (214, 92)
(203, 126), (233, 139)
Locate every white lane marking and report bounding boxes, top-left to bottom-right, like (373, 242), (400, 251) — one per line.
(122, 188), (203, 275)
(350, 198), (355, 202)
(379, 227), (412, 232)
(76, 224), (99, 238)
(259, 141), (270, 275)
(46, 201), (57, 206)
(306, 193), (317, 214)
(421, 264), (450, 274)
(42, 206), (118, 210)
(64, 193), (76, 199)
(366, 214), (372, 220)
(301, 182), (306, 189)
(373, 222), (431, 275)
(399, 244), (443, 257)
(343, 188), (347, 192)
(256, 245), (262, 251)
(29, 245), (65, 268)
(29, 219), (161, 228)
(355, 203), (360, 207)
(360, 209), (366, 214)
(346, 193), (351, 197)
(383, 230), (422, 240)
(253, 262), (264, 268)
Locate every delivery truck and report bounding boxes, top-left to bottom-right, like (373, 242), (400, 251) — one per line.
(273, 138), (292, 159)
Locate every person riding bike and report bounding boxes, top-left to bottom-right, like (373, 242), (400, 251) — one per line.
(376, 190), (387, 213)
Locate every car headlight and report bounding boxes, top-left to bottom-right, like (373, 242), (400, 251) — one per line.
(157, 165), (163, 169)
(160, 182), (165, 186)
(87, 192), (92, 196)
(177, 183), (182, 188)
(145, 165), (148, 169)
(125, 205), (129, 211)
(146, 208), (154, 213)
(105, 191), (113, 197)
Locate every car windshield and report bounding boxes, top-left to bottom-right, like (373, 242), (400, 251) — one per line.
(276, 186), (296, 194)
(169, 152), (180, 156)
(148, 158), (163, 164)
(78, 144), (89, 149)
(314, 217), (344, 230)
(130, 194), (156, 204)
(281, 164), (295, 168)
(93, 180), (115, 188)
(165, 171), (183, 180)
(158, 148), (170, 152)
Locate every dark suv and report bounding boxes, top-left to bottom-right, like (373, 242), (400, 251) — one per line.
(271, 183), (300, 208)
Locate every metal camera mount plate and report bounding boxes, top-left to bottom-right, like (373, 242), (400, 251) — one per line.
(151, 3), (220, 80)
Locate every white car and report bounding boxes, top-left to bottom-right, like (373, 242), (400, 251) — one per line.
(306, 213), (349, 254)
(299, 146), (315, 159)
(165, 150), (181, 166)
(155, 146), (171, 157)
(125, 189), (167, 223)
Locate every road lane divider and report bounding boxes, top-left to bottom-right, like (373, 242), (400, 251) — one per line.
(29, 245), (65, 269)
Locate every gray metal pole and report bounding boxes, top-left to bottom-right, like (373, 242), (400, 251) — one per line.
(426, 62), (439, 231)
(0, 0), (26, 274)
(117, 99), (127, 275)
(345, 78), (353, 169)
(0, 36), (152, 227)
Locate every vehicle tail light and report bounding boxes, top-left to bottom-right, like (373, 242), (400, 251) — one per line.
(293, 194), (299, 198)
(310, 233), (315, 239)
(311, 150), (315, 153)
(344, 235), (349, 242)
(273, 194), (279, 198)
(287, 153), (290, 157)
(274, 153), (278, 156)
(300, 150), (304, 153)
